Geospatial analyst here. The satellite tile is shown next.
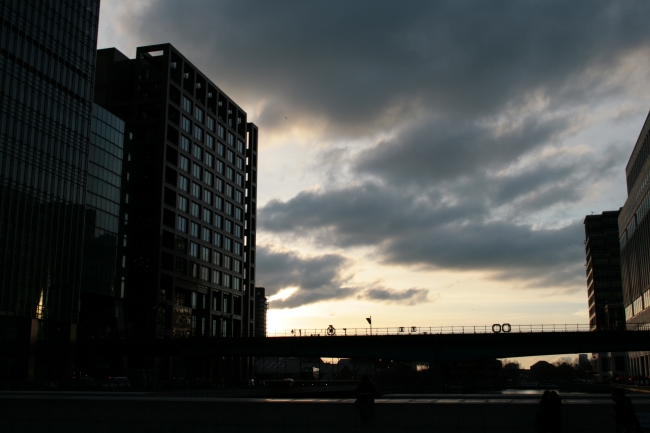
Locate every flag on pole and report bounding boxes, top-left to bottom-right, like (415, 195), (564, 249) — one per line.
(366, 317), (371, 325)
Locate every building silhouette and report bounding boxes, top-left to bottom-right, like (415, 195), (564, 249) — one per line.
(255, 287), (268, 338)
(584, 211), (625, 331)
(619, 110), (650, 377)
(0, 0), (100, 380)
(93, 44), (259, 379)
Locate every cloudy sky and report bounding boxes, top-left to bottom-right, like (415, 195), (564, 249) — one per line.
(99, 1), (650, 363)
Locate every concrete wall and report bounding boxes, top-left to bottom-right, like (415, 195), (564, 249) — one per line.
(2, 393), (650, 433)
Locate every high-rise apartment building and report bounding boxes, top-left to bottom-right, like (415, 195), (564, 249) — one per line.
(254, 287), (268, 338)
(0, 0), (100, 380)
(93, 45), (259, 360)
(619, 110), (650, 377)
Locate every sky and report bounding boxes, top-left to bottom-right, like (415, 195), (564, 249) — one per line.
(98, 1), (650, 368)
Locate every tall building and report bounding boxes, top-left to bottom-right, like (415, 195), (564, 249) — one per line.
(0, 0), (100, 380)
(584, 211), (624, 332)
(77, 104), (128, 344)
(254, 287), (268, 338)
(93, 44), (259, 377)
(619, 110), (650, 378)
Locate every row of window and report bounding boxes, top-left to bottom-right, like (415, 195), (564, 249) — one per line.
(175, 257), (242, 290)
(177, 174), (244, 221)
(180, 96), (246, 155)
(176, 216), (243, 255)
(177, 196), (243, 238)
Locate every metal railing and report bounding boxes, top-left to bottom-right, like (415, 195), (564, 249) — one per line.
(267, 323), (650, 337)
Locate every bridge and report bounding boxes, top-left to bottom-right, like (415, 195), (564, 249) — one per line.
(79, 323), (650, 362)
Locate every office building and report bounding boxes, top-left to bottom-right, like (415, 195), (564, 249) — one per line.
(0, 0), (100, 380)
(619, 110), (650, 377)
(77, 104), (128, 348)
(584, 211), (624, 331)
(94, 44), (259, 377)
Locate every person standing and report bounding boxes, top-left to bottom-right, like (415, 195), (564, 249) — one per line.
(612, 388), (641, 433)
(535, 390), (562, 433)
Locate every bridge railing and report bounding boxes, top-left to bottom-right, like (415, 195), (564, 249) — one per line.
(267, 323), (650, 337)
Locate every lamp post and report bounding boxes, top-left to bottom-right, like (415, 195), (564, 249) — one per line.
(366, 316), (372, 335)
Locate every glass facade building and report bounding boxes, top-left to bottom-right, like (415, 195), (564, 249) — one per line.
(78, 104), (128, 344)
(0, 0), (100, 380)
(619, 110), (650, 378)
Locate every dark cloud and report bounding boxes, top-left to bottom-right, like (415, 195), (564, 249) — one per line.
(117, 1), (650, 136)
(256, 247), (433, 308)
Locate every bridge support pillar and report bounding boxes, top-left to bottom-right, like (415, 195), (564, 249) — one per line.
(430, 361), (447, 393)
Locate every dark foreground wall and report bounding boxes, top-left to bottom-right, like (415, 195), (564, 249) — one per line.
(2, 393), (650, 433)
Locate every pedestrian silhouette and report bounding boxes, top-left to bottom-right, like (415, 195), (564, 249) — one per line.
(535, 390), (562, 433)
(612, 388), (641, 433)
(355, 375), (377, 419)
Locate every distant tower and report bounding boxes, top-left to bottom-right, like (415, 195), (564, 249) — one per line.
(255, 287), (268, 337)
(584, 211), (624, 332)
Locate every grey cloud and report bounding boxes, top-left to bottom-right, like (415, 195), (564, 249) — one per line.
(256, 246), (433, 308)
(116, 1), (650, 136)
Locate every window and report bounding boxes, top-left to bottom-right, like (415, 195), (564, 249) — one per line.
(226, 184), (234, 198)
(233, 277), (241, 291)
(236, 157), (244, 170)
(237, 140), (244, 153)
(215, 196), (223, 210)
(191, 292), (198, 308)
(204, 170), (213, 186)
(233, 259), (241, 273)
(190, 221), (200, 238)
(178, 195), (188, 212)
(205, 134), (214, 150)
(224, 237), (232, 251)
(217, 124), (225, 139)
(236, 190), (243, 204)
(216, 160), (224, 174)
(182, 116), (191, 133)
(226, 167), (234, 180)
(195, 106), (204, 122)
(180, 135), (190, 152)
(194, 125), (203, 142)
(223, 255), (231, 270)
(227, 150), (234, 163)
(225, 219), (232, 234)
(204, 152), (214, 168)
(192, 182), (201, 198)
(225, 201), (233, 216)
(177, 216), (187, 233)
(207, 116), (215, 132)
(236, 173), (243, 187)
(191, 202), (200, 218)
(235, 207), (243, 221)
(201, 246), (211, 262)
(212, 250), (221, 266)
(203, 189), (212, 205)
(234, 224), (242, 238)
(179, 155), (189, 172)
(212, 270), (221, 284)
(227, 133), (234, 146)
(223, 273), (231, 288)
(234, 242), (242, 256)
(192, 262), (199, 278)
(202, 266), (210, 282)
(215, 178), (223, 192)
(190, 242), (199, 257)
(178, 175), (189, 192)
(202, 227), (212, 243)
(217, 142), (225, 156)
(192, 163), (202, 179)
(214, 232), (222, 247)
(214, 213), (222, 229)
(183, 96), (192, 113)
(203, 208), (212, 223)
(193, 144), (203, 160)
